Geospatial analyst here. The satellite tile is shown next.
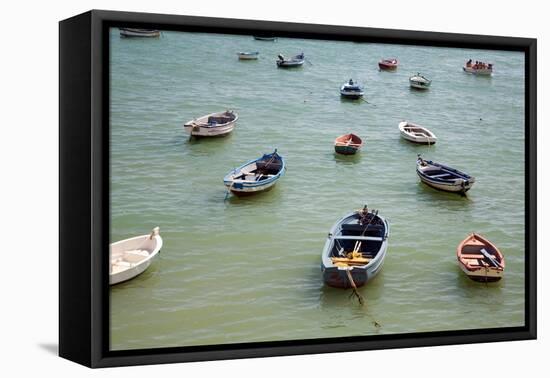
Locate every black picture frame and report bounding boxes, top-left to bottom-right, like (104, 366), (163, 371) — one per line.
(59, 9), (537, 368)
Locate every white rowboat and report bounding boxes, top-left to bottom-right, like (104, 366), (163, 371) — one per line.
(184, 110), (238, 137)
(409, 73), (431, 89)
(237, 51), (259, 60)
(398, 121), (437, 144)
(110, 227), (163, 285)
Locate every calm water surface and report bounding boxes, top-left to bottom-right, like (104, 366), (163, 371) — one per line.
(109, 29), (525, 350)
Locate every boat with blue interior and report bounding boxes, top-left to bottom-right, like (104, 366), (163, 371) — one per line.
(321, 206), (389, 288)
(223, 150), (286, 196)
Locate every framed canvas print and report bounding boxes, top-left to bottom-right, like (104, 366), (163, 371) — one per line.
(59, 10), (536, 368)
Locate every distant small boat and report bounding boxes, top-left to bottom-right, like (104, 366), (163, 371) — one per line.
(253, 36), (277, 41)
(378, 58), (398, 70)
(119, 28), (161, 38)
(237, 51), (259, 60)
(398, 121), (437, 144)
(184, 110), (238, 137)
(334, 133), (363, 155)
(110, 227), (163, 285)
(276, 53), (305, 67)
(223, 150), (286, 196)
(463, 60), (493, 75)
(321, 206), (390, 288)
(409, 73), (431, 89)
(457, 233), (505, 282)
(340, 79), (364, 99)
(416, 155), (475, 194)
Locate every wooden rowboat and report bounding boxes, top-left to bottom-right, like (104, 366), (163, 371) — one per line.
(334, 133), (363, 155)
(457, 233), (505, 282)
(276, 53), (305, 67)
(183, 110), (238, 137)
(119, 28), (161, 38)
(223, 150), (285, 196)
(378, 58), (398, 70)
(110, 227), (163, 285)
(463, 60), (493, 75)
(253, 36), (277, 41)
(321, 206), (390, 288)
(416, 155), (475, 194)
(237, 51), (259, 60)
(409, 73), (431, 89)
(398, 121), (437, 144)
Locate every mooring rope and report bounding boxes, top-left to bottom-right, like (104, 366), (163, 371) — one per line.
(345, 269), (364, 306)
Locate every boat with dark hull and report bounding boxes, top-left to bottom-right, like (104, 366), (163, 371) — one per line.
(416, 155), (475, 194)
(253, 35), (277, 41)
(334, 133), (363, 155)
(340, 79), (364, 99)
(119, 28), (161, 38)
(321, 207), (389, 288)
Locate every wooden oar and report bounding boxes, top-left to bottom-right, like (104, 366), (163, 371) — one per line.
(479, 248), (502, 268)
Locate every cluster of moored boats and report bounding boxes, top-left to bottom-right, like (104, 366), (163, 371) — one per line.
(111, 32), (503, 290)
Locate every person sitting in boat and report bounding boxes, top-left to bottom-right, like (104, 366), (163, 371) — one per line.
(466, 59), (472, 67)
(488, 63), (493, 69)
(348, 79), (354, 85)
(357, 205), (369, 224)
(278, 54), (285, 61)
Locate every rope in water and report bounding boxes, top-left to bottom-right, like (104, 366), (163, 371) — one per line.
(345, 269), (364, 306)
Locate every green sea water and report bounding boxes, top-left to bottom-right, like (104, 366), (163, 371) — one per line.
(109, 28), (525, 350)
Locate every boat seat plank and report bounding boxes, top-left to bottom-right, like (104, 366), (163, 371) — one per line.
(429, 173), (454, 178)
(124, 249), (149, 263)
(461, 253), (496, 260)
(334, 235), (384, 241)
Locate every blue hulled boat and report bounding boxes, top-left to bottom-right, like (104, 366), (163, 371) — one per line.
(321, 206), (389, 288)
(416, 155), (475, 194)
(224, 150), (286, 196)
(340, 79), (364, 99)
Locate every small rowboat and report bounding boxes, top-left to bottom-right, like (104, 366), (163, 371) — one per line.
(119, 28), (161, 38)
(321, 206), (390, 288)
(378, 58), (398, 70)
(457, 233), (505, 282)
(183, 110), (238, 137)
(334, 133), (363, 155)
(340, 79), (364, 99)
(463, 60), (493, 75)
(223, 149), (285, 196)
(253, 36), (277, 41)
(416, 155), (475, 194)
(237, 51), (259, 60)
(276, 53), (305, 68)
(398, 121), (437, 144)
(110, 227), (163, 285)
(409, 73), (431, 89)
